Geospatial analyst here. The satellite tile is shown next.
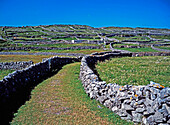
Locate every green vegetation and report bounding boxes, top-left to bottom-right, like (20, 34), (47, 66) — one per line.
(151, 35), (170, 40)
(0, 55), (53, 63)
(156, 45), (170, 50)
(0, 70), (14, 80)
(109, 36), (150, 41)
(2, 49), (106, 54)
(96, 56), (170, 87)
(51, 37), (77, 40)
(11, 62), (132, 125)
(113, 44), (139, 47)
(113, 47), (158, 52)
(17, 43), (101, 48)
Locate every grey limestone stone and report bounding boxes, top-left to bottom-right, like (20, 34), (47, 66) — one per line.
(136, 108), (146, 113)
(132, 111), (142, 123)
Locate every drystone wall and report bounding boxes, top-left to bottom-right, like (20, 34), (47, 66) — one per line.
(132, 52), (170, 57)
(0, 56), (81, 118)
(0, 61), (33, 70)
(79, 52), (170, 125)
(151, 44), (170, 53)
(110, 42), (170, 56)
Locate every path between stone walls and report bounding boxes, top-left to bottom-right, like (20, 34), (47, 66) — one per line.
(11, 63), (131, 125)
(2, 51), (170, 124)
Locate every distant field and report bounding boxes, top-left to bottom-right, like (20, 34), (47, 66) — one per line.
(96, 56), (170, 87)
(156, 45), (170, 50)
(109, 36), (150, 41)
(0, 55), (54, 80)
(151, 35), (170, 40)
(0, 55), (53, 63)
(1, 49), (106, 54)
(113, 47), (158, 52)
(21, 43), (101, 48)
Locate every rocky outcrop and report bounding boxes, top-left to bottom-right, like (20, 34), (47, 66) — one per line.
(79, 52), (170, 125)
(0, 61), (33, 70)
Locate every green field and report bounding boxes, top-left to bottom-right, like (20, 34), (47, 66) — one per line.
(0, 55), (54, 80)
(151, 35), (170, 40)
(0, 70), (15, 80)
(156, 45), (170, 50)
(113, 47), (158, 52)
(96, 56), (170, 87)
(19, 43), (101, 48)
(1, 49), (106, 54)
(11, 63), (133, 125)
(0, 55), (53, 63)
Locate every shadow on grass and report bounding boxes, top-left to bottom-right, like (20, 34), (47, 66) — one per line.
(0, 68), (63, 125)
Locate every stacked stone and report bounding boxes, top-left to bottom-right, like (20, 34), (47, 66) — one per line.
(0, 56), (81, 109)
(132, 52), (170, 57)
(79, 52), (170, 125)
(151, 45), (170, 53)
(0, 61), (33, 70)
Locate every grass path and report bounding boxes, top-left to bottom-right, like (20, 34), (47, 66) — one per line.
(11, 62), (132, 125)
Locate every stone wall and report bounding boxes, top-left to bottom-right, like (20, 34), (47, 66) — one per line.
(0, 61), (33, 70)
(110, 42), (170, 56)
(0, 56), (81, 124)
(132, 52), (170, 57)
(79, 52), (170, 125)
(151, 44), (170, 53)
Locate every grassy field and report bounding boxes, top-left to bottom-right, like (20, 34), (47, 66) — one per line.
(96, 56), (170, 87)
(113, 44), (139, 47)
(0, 55), (53, 63)
(113, 47), (158, 52)
(0, 70), (15, 80)
(0, 55), (53, 80)
(11, 62), (133, 125)
(20, 43), (101, 48)
(151, 35), (170, 40)
(156, 46), (170, 50)
(2, 49), (106, 54)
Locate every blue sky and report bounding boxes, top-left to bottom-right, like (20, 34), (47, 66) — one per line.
(0, 0), (170, 28)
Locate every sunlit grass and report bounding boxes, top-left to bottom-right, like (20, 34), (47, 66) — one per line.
(156, 46), (170, 50)
(0, 55), (53, 63)
(2, 49), (106, 54)
(113, 47), (158, 52)
(0, 70), (14, 80)
(96, 56), (170, 87)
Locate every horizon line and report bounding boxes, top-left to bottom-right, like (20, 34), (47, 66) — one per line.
(0, 23), (170, 30)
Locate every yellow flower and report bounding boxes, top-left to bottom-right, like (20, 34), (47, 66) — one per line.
(135, 94), (138, 97)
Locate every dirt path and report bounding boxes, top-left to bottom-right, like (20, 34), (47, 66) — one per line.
(11, 62), (130, 125)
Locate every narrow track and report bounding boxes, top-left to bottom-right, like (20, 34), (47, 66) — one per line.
(11, 62), (130, 125)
